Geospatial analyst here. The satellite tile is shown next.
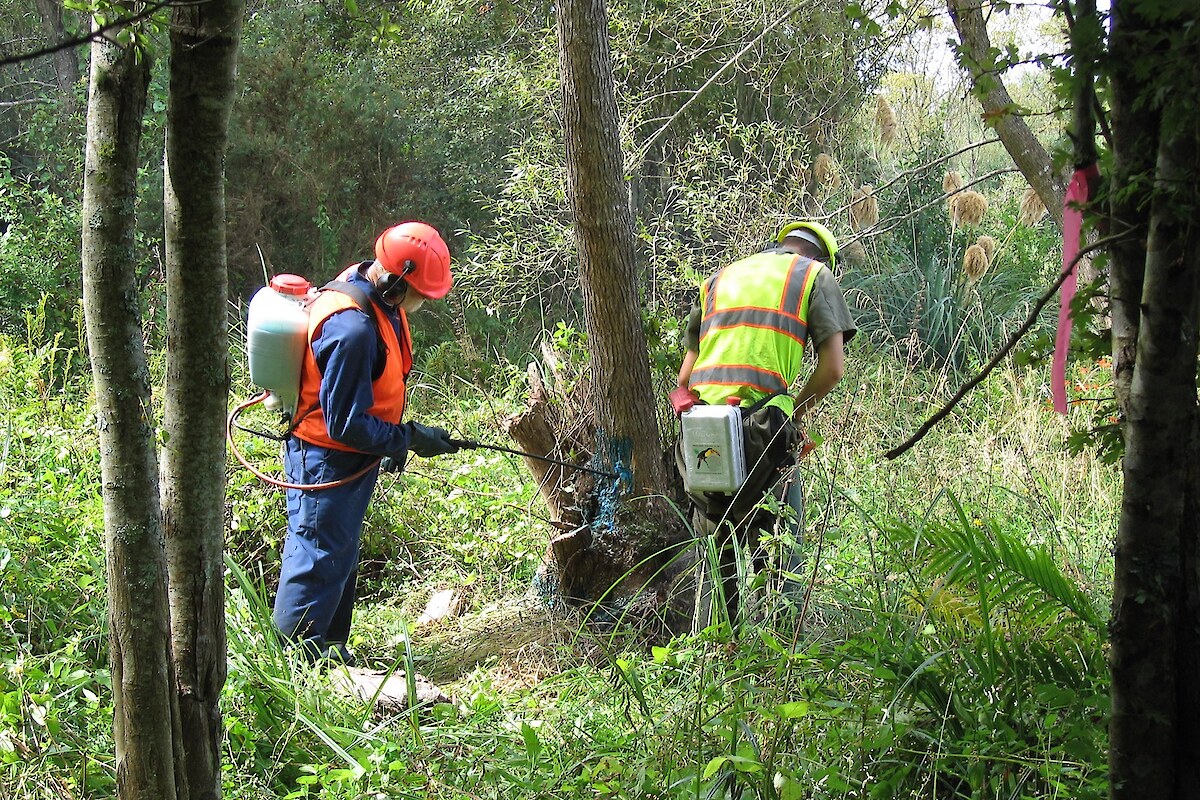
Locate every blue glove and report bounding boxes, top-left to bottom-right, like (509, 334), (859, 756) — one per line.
(408, 422), (460, 458)
(380, 453), (406, 474)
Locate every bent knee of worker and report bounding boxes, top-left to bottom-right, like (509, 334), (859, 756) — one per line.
(273, 573), (353, 637)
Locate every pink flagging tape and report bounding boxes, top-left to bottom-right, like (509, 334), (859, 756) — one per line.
(1052, 165), (1099, 414)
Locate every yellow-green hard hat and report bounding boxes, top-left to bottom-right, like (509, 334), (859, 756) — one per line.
(777, 221), (839, 266)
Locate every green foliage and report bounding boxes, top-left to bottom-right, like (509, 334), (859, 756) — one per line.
(459, 0), (874, 342)
(0, 158), (82, 339)
(3, 313), (1121, 799)
(225, 1), (532, 300)
(0, 326), (111, 795)
(849, 498), (1108, 798)
(1, 1), (1127, 797)
(842, 163), (1059, 380)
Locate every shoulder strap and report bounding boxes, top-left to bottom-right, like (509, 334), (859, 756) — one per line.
(745, 390), (786, 414)
(320, 278), (388, 380)
(322, 279), (373, 316)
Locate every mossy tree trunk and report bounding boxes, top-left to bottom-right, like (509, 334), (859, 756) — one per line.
(81, 8), (183, 799)
(161, 2), (244, 798)
(1104, 2), (1200, 795)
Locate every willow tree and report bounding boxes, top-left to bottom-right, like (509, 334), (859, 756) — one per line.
(531, 0), (690, 613)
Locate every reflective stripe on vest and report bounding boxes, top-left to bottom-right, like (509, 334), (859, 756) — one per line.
(292, 275), (412, 452)
(690, 252), (823, 415)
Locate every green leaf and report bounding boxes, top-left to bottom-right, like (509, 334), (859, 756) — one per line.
(728, 754), (764, 773)
(776, 701), (809, 720)
(520, 722), (542, 760)
(702, 756), (728, 780)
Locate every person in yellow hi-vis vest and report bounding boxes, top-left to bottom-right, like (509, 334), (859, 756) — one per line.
(671, 220), (857, 630)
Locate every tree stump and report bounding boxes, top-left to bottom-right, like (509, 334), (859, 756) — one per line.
(501, 347), (696, 635)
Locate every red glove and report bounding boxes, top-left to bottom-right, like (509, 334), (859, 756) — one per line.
(669, 386), (700, 416)
(797, 430), (816, 460)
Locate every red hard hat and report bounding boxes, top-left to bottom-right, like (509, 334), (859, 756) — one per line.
(374, 222), (452, 299)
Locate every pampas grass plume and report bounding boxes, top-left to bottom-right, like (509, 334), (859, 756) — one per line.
(842, 240), (867, 265)
(950, 190), (988, 226)
(943, 171), (964, 194)
(1019, 187), (1047, 226)
(976, 235), (997, 259)
(814, 153), (840, 190)
(850, 184), (879, 230)
(875, 95), (897, 147)
(963, 244), (989, 281)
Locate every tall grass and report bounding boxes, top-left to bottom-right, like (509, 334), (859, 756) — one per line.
(1, 307), (1117, 798)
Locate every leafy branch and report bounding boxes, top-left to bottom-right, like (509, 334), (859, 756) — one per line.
(0, 0), (191, 69)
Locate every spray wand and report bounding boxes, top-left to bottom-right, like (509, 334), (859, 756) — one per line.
(449, 438), (619, 480)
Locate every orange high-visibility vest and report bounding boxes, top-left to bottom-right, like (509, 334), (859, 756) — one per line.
(689, 250), (823, 417)
(292, 278), (412, 452)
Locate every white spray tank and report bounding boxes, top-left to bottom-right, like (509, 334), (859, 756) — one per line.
(246, 274), (315, 417)
(680, 396), (747, 493)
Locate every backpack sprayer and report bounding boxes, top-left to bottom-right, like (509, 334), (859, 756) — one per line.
(227, 273), (382, 491)
(679, 397), (748, 493)
(675, 390), (817, 495)
(229, 274), (618, 490)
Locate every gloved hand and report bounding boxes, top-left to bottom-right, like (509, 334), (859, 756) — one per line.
(408, 422), (460, 458)
(380, 453), (406, 474)
(797, 430), (816, 460)
(669, 386), (700, 417)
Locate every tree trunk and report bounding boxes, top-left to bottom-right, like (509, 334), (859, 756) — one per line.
(34, 0), (79, 114)
(161, 3), (243, 798)
(81, 13), (181, 800)
(946, 0), (1066, 229)
(554, 0), (694, 614)
(1108, 121), (1200, 798)
(1104, 2), (1200, 796)
(556, 0), (667, 497)
(1105, 0), (1158, 416)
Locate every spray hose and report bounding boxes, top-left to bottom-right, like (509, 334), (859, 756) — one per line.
(449, 439), (619, 480)
(227, 393), (620, 490)
(226, 392), (380, 491)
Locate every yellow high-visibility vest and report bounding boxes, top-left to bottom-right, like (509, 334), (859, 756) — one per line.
(689, 250), (824, 417)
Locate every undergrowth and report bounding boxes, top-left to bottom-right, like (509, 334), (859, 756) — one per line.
(1, 314), (1117, 798)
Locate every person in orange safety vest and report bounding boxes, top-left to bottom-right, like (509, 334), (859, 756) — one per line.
(273, 221), (459, 666)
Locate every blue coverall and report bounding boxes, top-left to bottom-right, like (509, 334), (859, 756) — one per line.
(272, 268), (415, 660)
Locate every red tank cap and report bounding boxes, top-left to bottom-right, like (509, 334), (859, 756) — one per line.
(726, 396), (743, 405)
(270, 274), (312, 296)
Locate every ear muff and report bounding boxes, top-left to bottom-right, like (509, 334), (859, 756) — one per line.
(377, 259), (416, 301)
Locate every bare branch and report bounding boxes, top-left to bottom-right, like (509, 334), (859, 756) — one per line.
(0, 98), (53, 109)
